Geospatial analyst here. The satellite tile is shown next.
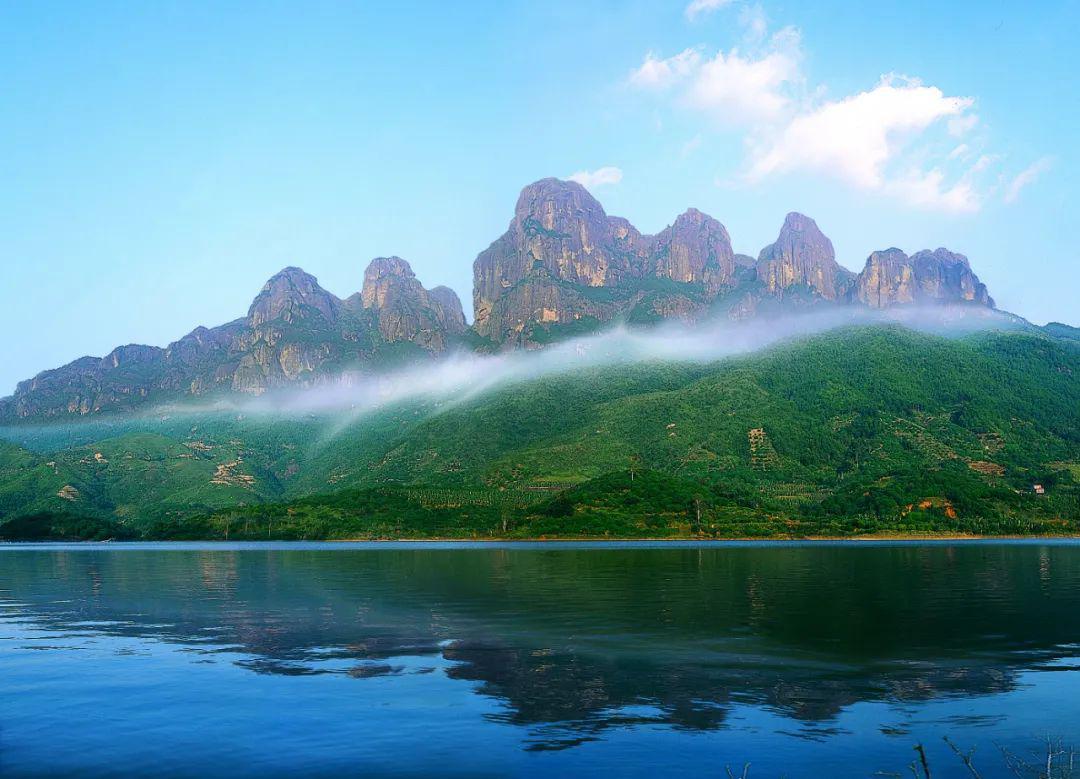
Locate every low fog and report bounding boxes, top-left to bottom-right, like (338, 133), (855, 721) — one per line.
(201, 305), (1021, 429)
(0, 305), (1026, 452)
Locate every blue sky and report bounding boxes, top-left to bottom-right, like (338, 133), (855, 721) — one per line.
(1, 0), (1076, 393)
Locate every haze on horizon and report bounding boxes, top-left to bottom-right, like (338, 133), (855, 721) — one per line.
(1, 1), (1075, 395)
(0, 305), (1014, 446)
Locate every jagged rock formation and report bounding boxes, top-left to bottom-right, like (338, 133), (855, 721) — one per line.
(649, 208), (737, 293)
(1, 176), (1009, 422)
(756, 212), (855, 302)
(852, 247), (994, 308)
(0, 259), (464, 420)
(852, 248), (916, 308)
(473, 179), (747, 345)
(359, 257), (467, 351)
(473, 181), (1000, 346)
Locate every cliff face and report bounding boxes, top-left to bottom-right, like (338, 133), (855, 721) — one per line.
(1, 258), (464, 419)
(472, 179), (632, 342)
(648, 208), (737, 293)
(472, 179), (744, 345)
(911, 249), (994, 307)
(360, 257), (467, 351)
(851, 249), (916, 308)
(755, 213), (854, 302)
(852, 247), (995, 308)
(249, 267), (339, 327)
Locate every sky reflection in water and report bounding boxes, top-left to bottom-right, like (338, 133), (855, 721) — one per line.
(2, 541), (1079, 777)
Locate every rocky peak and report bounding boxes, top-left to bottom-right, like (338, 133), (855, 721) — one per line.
(911, 249), (994, 307)
(361, 256), (422, 310)
(852, 248), (915, 308)
(248, 267), (339, 327)
(512, 178), (609, 235)
(853, 247), (995, 309)
(650, 208), (736, 291)
(473, 178), (636, 339)
(429, 286), (468, 330)
(756, 213), (851, 301)
(104, 344), (164, 368)
(360, 257), (465, 348)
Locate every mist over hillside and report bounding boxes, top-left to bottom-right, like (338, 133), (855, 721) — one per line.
(2, 320), (1077, 541)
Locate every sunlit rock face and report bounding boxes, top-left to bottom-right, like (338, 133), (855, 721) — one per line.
(852, 248), (916, 308)
(853, 247), (995, 309)
(360, 257), (467, 351)
(648, 208), (737, 293)
(472, 178), (633, 342)
(472, 178), (742, 346)
(249, 267), (339, 328)
(755, 212), (854, 302)
(1, 260), (465, 417)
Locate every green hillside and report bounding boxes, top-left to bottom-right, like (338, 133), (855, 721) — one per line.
(1, 325), (1078, 539)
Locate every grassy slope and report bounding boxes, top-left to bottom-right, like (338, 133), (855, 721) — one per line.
(1, 325), (1078, 538)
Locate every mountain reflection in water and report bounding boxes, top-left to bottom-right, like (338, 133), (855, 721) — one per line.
(2, 542), (1079, 777)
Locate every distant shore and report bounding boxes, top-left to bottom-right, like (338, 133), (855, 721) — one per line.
(6, 532), (1080, 545)
(328, 533), (1080, 542)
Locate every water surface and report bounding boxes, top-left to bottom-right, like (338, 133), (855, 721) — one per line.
(2, 541), (1079, 777)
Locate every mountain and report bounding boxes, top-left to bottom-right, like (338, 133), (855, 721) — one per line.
(1045, 322), (1080, 341)
(852, 248), (994, 308)
(473, 178), (752, 345)
(0, 177), (1024, 422)
(472, 179), (998, 346)
(756, 212), (854, 302)
(0, 258), (464, 420)
(1, 327), (1076, 539)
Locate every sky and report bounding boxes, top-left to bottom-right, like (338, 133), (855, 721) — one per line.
(1, 0), (1076, 394)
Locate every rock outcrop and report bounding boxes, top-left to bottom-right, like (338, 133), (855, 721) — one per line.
(755, 213), (854, 302)
(648, 208), (737, 293)
(360, 257), (467, 350)
(473, 178), (745, 345)
(0, 258), (464, 419)
(249, 267), (339, 327)
(852, 247), (994, 308)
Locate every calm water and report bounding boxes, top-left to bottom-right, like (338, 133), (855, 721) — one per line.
(2, 542), (1080, 777)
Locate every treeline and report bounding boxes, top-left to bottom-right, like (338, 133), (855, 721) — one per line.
(3, 466), (1075, 541)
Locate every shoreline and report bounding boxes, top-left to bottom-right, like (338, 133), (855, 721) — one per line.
(330, 533), (1080, 542)
(5, 533), (1080, 545)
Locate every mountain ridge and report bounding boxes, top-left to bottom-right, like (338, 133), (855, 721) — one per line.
(0, 177), (1021, 422)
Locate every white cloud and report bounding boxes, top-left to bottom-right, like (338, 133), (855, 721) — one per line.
(1004, 157), (1053, 203)
(630, 29), (801, 125)
(685, 0), (734, 21)
(884, 168), (981, 214)
(629, 12), (1023, 214)
(568, 166), (624, 189)
(747, 76), (973, 190)
(629, 48), (701, 89)
(947, 114), (979, 137)
(687, 33), (801, 123)
(738, 4), (768, 43)
(740, 75), (989, 213)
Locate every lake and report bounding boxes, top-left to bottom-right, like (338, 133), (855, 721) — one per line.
(2, 541), (1079, 777)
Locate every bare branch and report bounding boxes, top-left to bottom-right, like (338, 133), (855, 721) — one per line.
(914, 743), (932, 779)
(944, 736), (982, 779)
